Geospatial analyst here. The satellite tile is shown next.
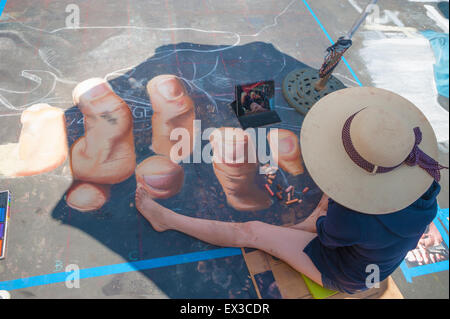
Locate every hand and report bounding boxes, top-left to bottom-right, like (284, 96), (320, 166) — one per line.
(311, 194), (329, 218)
(250, 102), (265, 113)
(419, 222), (443, 248)
(406, 222), (445, 265)
(406, 247), (446, 265)
(290, 194), (329, 233)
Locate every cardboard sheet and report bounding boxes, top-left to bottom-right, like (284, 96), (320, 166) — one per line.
(242, 248), (404, 299)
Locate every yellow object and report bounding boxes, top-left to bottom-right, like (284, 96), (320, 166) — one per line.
(301, 274), (338, 299)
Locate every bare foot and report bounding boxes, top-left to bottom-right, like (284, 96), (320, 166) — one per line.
(135, 184), (171, 232)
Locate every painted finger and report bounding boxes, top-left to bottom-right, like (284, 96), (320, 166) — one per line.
(0, 104), (68, 177)
(135, 155), (184, 199)
(267, 129), (304, 176)
(70, 78), (136, 184)
(147, 75), (195, 160)
(412, 249), (423, 265)
(66, 181), (110, 212)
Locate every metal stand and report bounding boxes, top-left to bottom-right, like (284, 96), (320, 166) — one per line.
(282, 68), (345, 115)
(283, 0), (378, 114)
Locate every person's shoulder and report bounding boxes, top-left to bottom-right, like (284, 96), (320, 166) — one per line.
(328, 198), (364, 216)
(327, 199), (371, 225)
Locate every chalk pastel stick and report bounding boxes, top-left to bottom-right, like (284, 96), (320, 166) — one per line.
(286, 198), (299, 205)
(265, 184), (275, 197)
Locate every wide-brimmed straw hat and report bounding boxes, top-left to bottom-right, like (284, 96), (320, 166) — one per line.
(300, 87), (447, 215)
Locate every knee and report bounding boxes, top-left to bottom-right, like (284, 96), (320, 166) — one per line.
(235, 221), (263, 247)
(241, 221), (263, 233)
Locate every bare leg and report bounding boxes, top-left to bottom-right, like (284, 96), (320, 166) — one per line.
(135, 185), (323, 286)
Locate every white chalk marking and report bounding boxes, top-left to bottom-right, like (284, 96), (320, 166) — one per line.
(424, 4), (449, 33)
(409, 0), (448, 2)
(359, 36), (449, 143)
(0, 0), (298, 112)
(348, 0), (363, 14)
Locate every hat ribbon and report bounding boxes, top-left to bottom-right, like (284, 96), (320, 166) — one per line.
(342, 112), (448, 182)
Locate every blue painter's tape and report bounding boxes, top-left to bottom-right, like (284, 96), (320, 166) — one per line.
(341, 58), (363, 87)
(400, 259), (449, 284)
(400, 261), (413, 283)
(301, 0), (363, 87)
(437, 207), (449, 230)
(0, 0), (7, 17)
(301, 0), (333, 43)
(434, 217), (449, 248)
(408, 260), (449, 278)
(0, 247), (242, 291)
